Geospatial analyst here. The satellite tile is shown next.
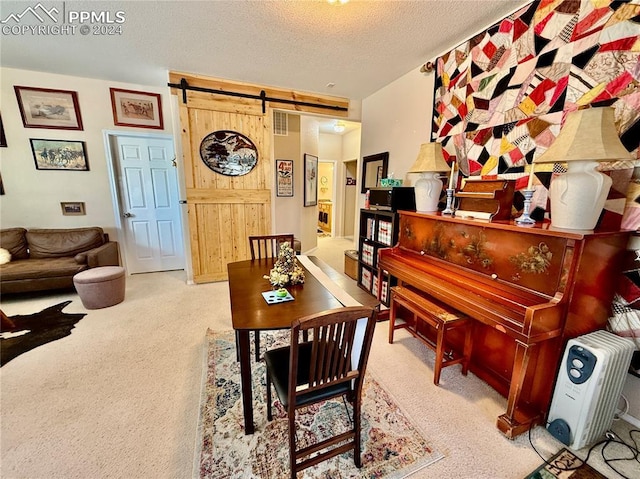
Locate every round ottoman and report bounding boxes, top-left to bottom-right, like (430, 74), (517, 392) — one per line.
(73, 266), (126, 310)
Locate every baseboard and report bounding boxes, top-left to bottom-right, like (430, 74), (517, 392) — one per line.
(620, 412), (640, 428)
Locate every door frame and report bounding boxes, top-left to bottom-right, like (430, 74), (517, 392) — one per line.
(103, 129), (186, 274)
(318, 159), (338, 237)
(342, 158), (358, 240)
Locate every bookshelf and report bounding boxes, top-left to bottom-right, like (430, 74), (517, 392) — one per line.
(357, 209), (399, 307)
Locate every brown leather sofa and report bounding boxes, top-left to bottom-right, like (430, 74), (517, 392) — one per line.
(0, 227), (120, 294)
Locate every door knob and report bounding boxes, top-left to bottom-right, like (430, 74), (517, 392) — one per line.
(123, 212), (133, 218)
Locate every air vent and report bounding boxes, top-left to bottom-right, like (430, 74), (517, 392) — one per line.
(273, 111), (288, 136)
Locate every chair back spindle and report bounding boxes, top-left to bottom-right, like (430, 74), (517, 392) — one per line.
(249, 234), (295, 259)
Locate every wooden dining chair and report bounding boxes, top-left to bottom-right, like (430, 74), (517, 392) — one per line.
(238, 234), (296, 362)
(249, 234), (295, 260)
(264, 306), (378, 478)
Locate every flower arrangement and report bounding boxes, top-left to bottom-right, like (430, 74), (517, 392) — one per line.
(264, 242), (305, 288)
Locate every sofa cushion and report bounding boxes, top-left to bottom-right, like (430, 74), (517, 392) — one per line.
(27, 228), (105, 259)
(0, 257), (88, 281)
(0, 228), (29, 260)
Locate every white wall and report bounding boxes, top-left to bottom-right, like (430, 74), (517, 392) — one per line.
(361, 68), (434, 189)
(342, 128), (361, 162)
(357, 67), (434, 238)
(319, 133), (341, 161)
(342, 128), (361, 239)
(299, 116), (319, 252)
(273, 114), (301, 238)
(0, 67), (174, 240)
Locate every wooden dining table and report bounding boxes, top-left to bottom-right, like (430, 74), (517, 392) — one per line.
(227, 257), (344, 434)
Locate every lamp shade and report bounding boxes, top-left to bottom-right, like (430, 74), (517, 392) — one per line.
(534, 107), (631, 163)
(533, 106), (631, 231)
(408, 142), (450, 173)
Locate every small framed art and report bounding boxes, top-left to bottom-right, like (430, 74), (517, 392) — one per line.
(14, 86), (83, 130)
(61, 202), (86, 216)
(30, 139), (89, 171)
(304, 154), (318, 207)
(276, 159), (293, 197)
(110, 88), (164, 129)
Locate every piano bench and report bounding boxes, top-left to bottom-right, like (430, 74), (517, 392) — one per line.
(389, 285), (473, 385)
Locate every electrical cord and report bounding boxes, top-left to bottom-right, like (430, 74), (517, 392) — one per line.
(601, 429), (640, 479)
(528, 426), (640, 479)
(613, 394), (630, 421)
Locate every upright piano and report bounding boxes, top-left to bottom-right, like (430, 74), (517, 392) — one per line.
(378, 210), (630, 438)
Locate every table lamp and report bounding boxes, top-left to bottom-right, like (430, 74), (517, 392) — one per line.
(533, 107), (631, 230)
(408, 142), (450, 212)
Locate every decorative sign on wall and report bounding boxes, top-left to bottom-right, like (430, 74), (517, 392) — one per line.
(276, 159), (293, 197)
(199, 130), (258, 176)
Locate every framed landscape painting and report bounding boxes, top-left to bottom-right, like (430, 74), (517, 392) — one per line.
(14, 86), (83, 130)
(30, 139), (89, 171)
(110, 88), (164, 129)
(60, 202), (86, 216)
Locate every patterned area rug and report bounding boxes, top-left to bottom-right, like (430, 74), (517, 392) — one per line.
(197, 329), (444, 479)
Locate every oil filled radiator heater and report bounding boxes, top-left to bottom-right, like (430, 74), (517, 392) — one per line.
(547, 330), (635, 450)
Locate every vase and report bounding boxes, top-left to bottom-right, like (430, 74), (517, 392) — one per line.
(549, 160), (612, 230)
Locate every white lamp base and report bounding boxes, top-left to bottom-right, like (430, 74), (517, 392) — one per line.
(414, 172), (443, 212)
(549, 160), (612, 230)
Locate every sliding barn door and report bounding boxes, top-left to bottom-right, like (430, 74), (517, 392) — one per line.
(179, 93), (271, 283)
(170, 72), (349, 283)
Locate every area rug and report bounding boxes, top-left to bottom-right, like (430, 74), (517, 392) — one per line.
(524, 448), (607, 479)
(197, 329), (444, 479)
(0, 301), (86, 366)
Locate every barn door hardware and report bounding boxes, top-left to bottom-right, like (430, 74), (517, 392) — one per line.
(168, 78), (348, 115)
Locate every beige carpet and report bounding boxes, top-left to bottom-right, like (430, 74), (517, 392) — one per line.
(0, 239), (636, 478)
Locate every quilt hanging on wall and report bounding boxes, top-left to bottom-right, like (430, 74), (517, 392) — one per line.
(432, 0), (640, 225)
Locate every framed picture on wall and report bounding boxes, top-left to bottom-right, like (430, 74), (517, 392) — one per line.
(110, 88), (164, 129)
(276, 159), (293, 197)
(304, 154), (318, 207)
(30, 139), (89, 171)
(60, 202), (86, 216)
(14, 86), (83, 130)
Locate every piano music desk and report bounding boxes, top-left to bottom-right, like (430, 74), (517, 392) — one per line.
(389, 285), (473, 385)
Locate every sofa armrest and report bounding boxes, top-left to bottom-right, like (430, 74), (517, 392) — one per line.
(82, 242), (120, 268)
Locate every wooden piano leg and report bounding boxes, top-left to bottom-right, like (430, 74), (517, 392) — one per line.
(461, 321), (473, 376)
(497, 340), (541, 439)
(389, 292), (397, 344)
(434, 323), (445, 385)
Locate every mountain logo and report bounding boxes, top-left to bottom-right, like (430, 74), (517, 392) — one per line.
(1, 3), (59, 24)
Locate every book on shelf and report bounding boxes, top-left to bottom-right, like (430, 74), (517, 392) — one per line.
(378, 220), (392, 245)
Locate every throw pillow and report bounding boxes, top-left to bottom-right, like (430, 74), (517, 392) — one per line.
(0, 247), (11, 265)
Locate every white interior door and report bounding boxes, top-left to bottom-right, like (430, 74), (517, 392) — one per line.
(113, 135), (185, 274)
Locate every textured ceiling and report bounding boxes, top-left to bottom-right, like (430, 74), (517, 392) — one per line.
(0, 0), (529, 102)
